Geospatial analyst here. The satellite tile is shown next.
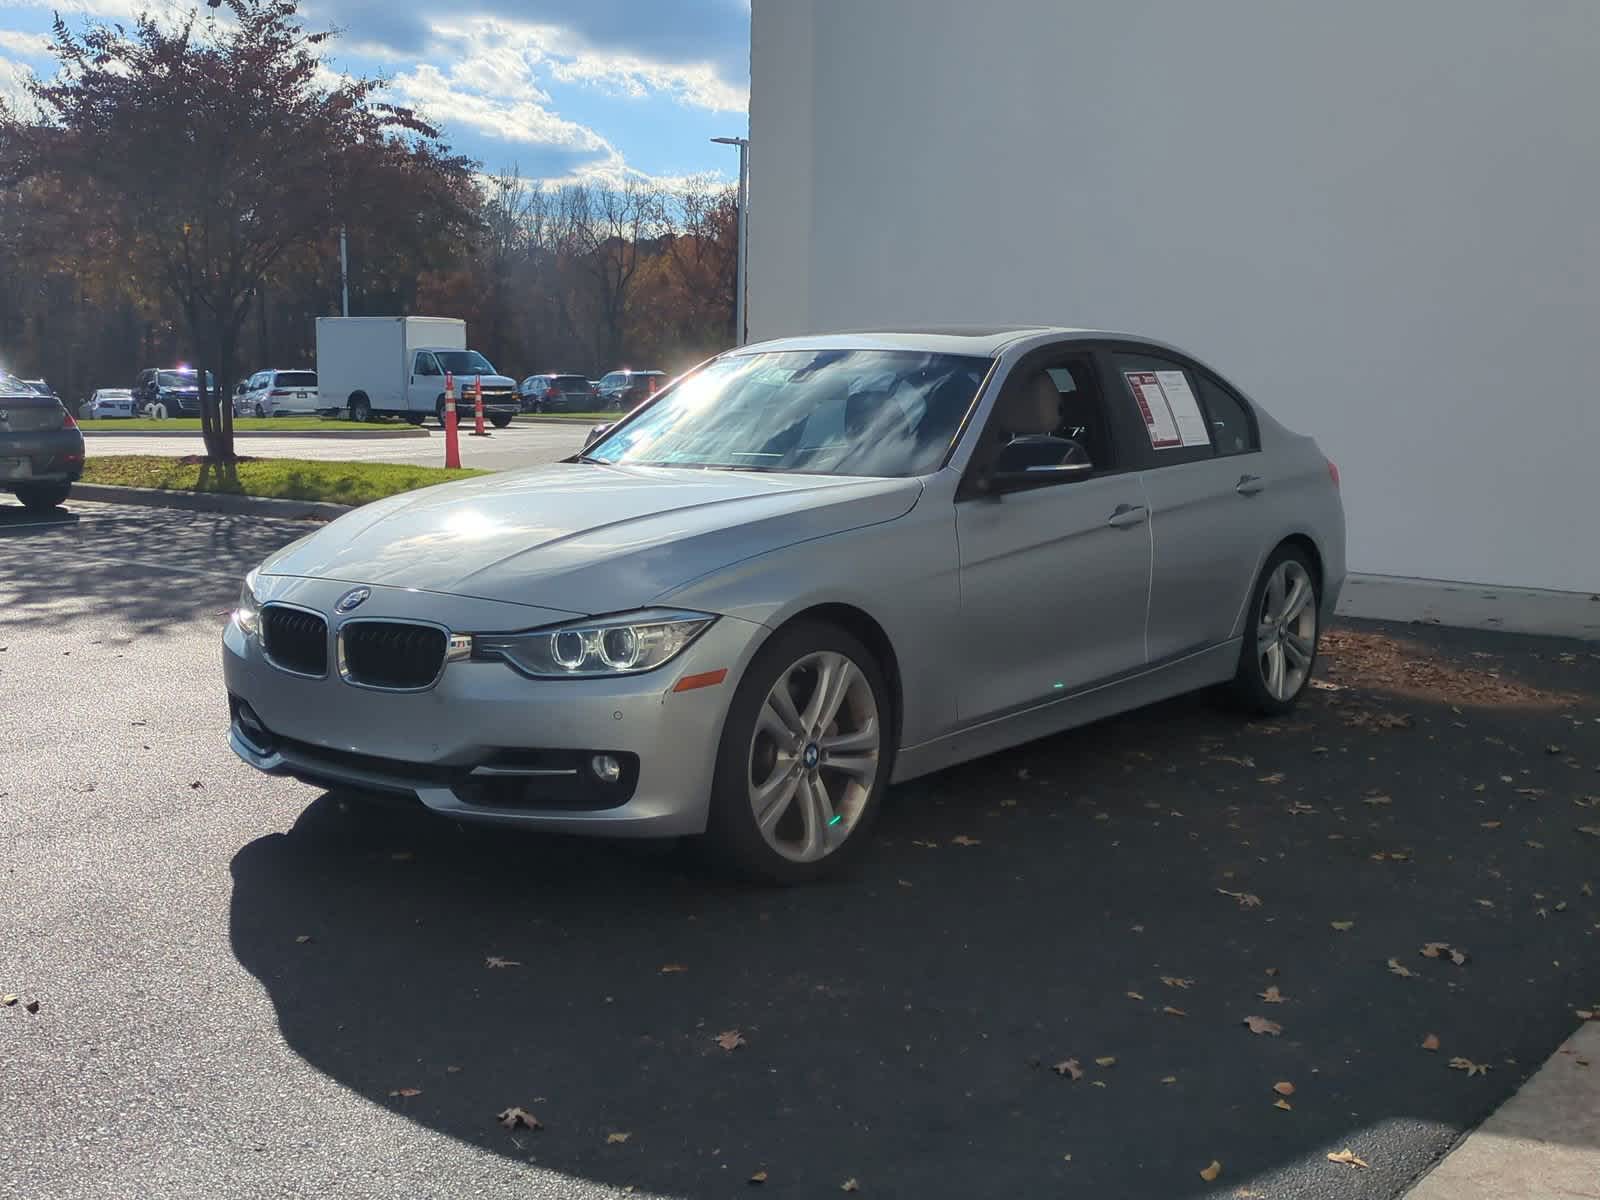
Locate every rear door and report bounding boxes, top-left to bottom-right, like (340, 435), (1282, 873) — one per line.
(1100, 344), (1270, 662)
(954, 344), (1152, 722)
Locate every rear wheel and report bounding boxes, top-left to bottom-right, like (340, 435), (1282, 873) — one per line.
(405, 413), (425, 427)
(349, 395), (372, 423)
(15, 481), (71, 511)
(489, 413), (512, 429)
(435, 397), (448, 428)
(1230, 546), (1320, 715)
(705, 623), (891, 884)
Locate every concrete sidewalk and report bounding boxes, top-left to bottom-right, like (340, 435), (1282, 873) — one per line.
(1406, 1021), (1600, 1199)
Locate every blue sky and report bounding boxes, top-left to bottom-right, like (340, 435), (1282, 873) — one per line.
(0, 0), (751, 185)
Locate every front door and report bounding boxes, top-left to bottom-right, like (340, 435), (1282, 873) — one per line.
(955, 351), (1151, 724)
(409, 352), (442, 414)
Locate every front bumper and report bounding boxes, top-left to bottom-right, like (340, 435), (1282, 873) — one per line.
(223, 581), (767, 837)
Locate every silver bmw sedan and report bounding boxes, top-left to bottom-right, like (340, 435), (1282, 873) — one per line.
(225, 327), (1345, 882)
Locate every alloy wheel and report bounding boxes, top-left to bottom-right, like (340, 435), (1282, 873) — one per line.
(747, 650), (881, 864)
(1257, 560), (1317, 702)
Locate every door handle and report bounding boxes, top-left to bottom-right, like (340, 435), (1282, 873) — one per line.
(1236, 474), (1266, 496)
(1106, 503), (1149, 529)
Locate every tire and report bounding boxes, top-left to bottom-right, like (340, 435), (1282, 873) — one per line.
(15, 481), (71, 511)
(490, 414), (512, 429)
(253, 402), (266, 418)
(704, 622), (893, 884)
(1229, 544), (1321, 715)
(406, 413), (425, 427)
(435, 397), (448, 428)
(349, 395), (372, 423)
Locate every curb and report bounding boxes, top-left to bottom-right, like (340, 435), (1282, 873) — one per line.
(513, 415), (612, 426)
(81, 428), (430, 440)
(70, 482), (354, 521)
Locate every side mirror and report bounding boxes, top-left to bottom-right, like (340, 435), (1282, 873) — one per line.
(585, 422), (613, 448)
(984, 436), (1094, 493)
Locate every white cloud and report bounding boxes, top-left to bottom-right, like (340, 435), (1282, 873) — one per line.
(0, 30), (50, 56)
(0, 54), (38, 116)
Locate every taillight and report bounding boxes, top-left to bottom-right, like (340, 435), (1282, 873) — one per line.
(1327, 459), (1340, 488)
(546, 387), (561, 399)
(62, 411), (78, 430)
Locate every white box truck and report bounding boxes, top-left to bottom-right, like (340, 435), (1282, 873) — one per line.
(314, 316), (520, 427)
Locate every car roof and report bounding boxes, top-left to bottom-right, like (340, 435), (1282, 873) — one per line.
(736, 325), (1102, 357)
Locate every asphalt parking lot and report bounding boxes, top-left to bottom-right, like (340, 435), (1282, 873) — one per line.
(81, 420), (591, 471)
(3, 500), (1598, 1200)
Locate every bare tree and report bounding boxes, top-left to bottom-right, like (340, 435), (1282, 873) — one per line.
(564, 178), (666, 370)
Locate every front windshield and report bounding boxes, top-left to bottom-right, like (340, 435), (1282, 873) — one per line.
(158, 370), (214, 389)
(435, 351), (495, 376)
(585, 350), (990, 477)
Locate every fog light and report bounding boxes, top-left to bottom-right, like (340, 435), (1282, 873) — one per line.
(590, 754), (622, 784)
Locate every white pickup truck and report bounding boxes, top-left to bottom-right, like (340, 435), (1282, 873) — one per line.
(314, 316), (519, 427)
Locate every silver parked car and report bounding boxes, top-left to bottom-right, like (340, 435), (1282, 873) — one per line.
(224, 327), (1345, 882)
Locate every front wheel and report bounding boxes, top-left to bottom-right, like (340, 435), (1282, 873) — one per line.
(253, 402), (266, 418)
(14, 481), (72, 511)
(349, 396), (372, 423)
(705, 623), (892, 884)
(405, 413), (425, 427)
(489, 414), (512, 429)
(1230, 546), (1320, 715)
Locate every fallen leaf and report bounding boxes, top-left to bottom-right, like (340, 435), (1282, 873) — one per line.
(1160, 1075), (1178, 1085)
(660, 963), (688, 974)
(389, 1087), (422, 1098)
(716, 1030), (747, 1052)
(1259, 986), (1285, 1004)
(1200, 1160), (1222, 1182)
(23, 999), (38, 1014)
(389, 850), (414, 863)
(911, 840), (939, 849)
(189, 781), (204, 790)
(497, 1107), (542, 1132)
(1164, 1006), (1189, 1017)
(1450, 948), (1469, 966)
(1258, 772), (1285, 784)
(1244, 1015), (1282, 1036)
(1094, 1056), (1117, 1067)
(1327, 1149), (1369, 1169)
(1273, 1081), (1295, 1096)
(1449, 1057), (1490, 1077)
(1161, 976), (1195, 990)
(841, 1180), (860, 1193)
(1330, 920), (1355, 932)
(1388, 958), (1415, 978)
(1579, 826), (1600, 839)
(1363, 794), (1393, 807)
(485, 956), (522, 969)
(607, 1132), (632, 1145)
(1126, 990), (1145, 1001)
(294, 935), (312, 944)
(951, 835), (982, 847)
(1216, 889), (1263, 909)
(1475, 899), (1496, 909)
(1274, 1098), (1293, 1111)
(1211, 754), (1255, 767)
(749, 1169), (768, 1185)
(0, 994), (15, 1007)
(446, 1065), (462, 1073)
(1286, 801), (1316, 815)
(1090, 1080), (1107, 1089)
(897, 880), (914, 888)
(1423, 1034), (1441, 1051)
(1265, 967), (1280, 977)
(1583, 883), (1594, 898)
(1481, 821), (1503, 830)
(1053, 1058), (1084, 1080)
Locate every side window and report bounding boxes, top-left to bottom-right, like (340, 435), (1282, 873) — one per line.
(975, 354), (1118, 482)
(1197, 375), (1257, 456)
(251, 372), (268, 389)
(414, 353), (439, 377)
(1110, 352), (1214, 466)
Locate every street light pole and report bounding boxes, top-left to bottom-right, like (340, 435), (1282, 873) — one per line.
(712, 135), (749, 346)
(339, 226), (350, 317)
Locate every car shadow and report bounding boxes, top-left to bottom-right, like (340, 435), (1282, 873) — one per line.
(0, 501), (79, 532)
(229, 621), (1600, 1198)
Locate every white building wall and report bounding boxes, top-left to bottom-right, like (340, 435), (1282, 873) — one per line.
(749, 0), (1600, 593)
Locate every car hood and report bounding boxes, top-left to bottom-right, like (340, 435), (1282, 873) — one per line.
(453, 374), (516, 391)
(259, 464), (921, 614)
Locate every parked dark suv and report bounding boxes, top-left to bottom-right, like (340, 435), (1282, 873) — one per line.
(597, 369), (667, 411)
(135, 367), (215, 417)
(1, 370), (84, 510)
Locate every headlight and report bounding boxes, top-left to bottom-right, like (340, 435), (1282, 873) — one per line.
(235, 569), (261, 636)
(474, 610), (715, 679)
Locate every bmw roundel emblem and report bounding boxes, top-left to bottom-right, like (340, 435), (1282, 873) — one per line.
(335, 587), (371, 614)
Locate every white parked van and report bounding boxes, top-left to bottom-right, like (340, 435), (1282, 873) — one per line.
(239, 369), (320, 417)
(314, 316), (519, 426)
